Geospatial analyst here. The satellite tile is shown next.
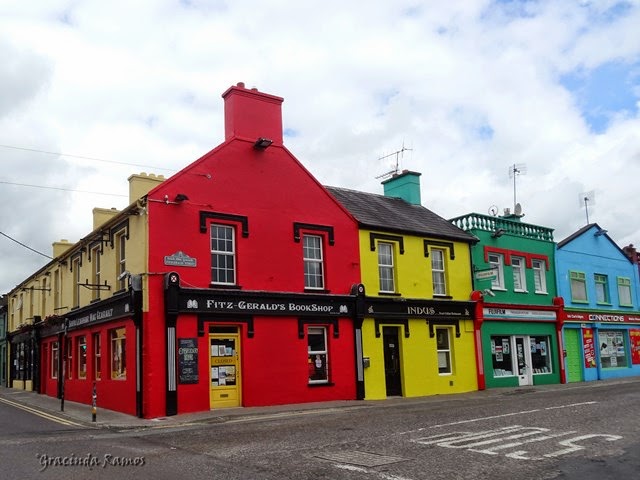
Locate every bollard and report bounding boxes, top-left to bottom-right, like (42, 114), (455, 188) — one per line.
(91, 382), (97, 422)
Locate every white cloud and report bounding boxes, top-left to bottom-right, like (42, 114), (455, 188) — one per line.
(1, 0), (640, 293)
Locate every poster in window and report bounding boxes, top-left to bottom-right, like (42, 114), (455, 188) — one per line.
(540, 341), (547, 357)
(502, 339), (510, 355)
(630, 329), (640, 365)
(491, 339), (496, 354)
(583, 328), (596, 368)
(530, 338), (537, 353)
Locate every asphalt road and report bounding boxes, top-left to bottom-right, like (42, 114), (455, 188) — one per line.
(1, 379), (638, 479)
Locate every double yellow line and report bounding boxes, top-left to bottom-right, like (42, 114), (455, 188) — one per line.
(0, 397), (85, 427)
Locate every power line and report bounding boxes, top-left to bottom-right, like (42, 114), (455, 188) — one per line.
(0, 231), (53, 259)
(0, 143), (177, 172)
(0, 180), (128, 197)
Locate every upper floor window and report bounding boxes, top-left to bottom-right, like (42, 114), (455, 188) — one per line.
(303, 235), (324, 290)
(378, 242), (395, 293)
(617, 277), (632, 306)
(431, 248), (447, 296)
(41, 277), (48, 315)
(53, 269), (61, 311)
(511, 256), (526, 292)
(72, 258), (81, 308)
(594, 274), (610, 304)
(210, 224), (236, 285)
(91, 246), (101, 301)
(488, 253), (505, 290)
(532, 259), (547, 294)
(116, 232), (127, 290)
(569, 271), (588, 302)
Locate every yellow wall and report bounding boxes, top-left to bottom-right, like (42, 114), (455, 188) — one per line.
(359, 229), (477, 399)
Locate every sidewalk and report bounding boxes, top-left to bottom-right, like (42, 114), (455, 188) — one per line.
(2, 377), (638, 431)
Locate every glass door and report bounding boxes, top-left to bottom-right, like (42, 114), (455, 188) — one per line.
(209, 333), (241, 408)
(515, 336), (533, 386)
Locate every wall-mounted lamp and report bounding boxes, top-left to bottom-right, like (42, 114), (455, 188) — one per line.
(174, 193), (189, 203)
(482, 288), (496, 297)
(253, 137), (273, 150)
(491, 228), (505, 238)
(594, 229), (608, 237)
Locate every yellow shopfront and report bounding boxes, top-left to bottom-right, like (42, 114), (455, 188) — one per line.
(209, 331), (241, 408)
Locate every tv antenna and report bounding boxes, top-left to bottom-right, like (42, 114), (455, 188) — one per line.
(580, 190), (595, 224)
(375, 143), (413, 179)
(508, 163), (527, 213)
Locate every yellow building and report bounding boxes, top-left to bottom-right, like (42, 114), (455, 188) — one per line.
(328, 171), (478, 400)
(5, 173), (162, 395)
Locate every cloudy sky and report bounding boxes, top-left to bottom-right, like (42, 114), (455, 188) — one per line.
(1, 0), (640, 294)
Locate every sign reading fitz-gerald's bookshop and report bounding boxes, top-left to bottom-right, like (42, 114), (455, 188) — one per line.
(178, 338), (199, 384)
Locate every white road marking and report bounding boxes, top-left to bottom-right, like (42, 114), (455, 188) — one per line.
(0, 397), (84, 427)
(333, 463), (416, 480)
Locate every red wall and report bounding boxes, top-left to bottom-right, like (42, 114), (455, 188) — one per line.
(143, 136), (361, 416)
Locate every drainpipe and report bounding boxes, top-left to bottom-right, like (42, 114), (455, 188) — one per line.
(470, 290), (485, 390)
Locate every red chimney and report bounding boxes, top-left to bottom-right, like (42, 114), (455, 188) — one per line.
(222, 82), (284, 146)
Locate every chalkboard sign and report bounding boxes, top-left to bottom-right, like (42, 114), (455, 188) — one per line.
(178, 338), (199, 384)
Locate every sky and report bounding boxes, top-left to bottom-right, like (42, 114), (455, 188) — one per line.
(1, 0), (640, 294)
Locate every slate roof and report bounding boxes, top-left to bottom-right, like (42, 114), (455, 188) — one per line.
(326, 186), (477, 243)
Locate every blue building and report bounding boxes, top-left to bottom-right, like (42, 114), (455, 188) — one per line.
(556, 224), (640, 382)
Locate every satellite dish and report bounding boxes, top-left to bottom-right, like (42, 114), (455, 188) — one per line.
(514, 203), (522, 216)
(488, 205), (499, 217)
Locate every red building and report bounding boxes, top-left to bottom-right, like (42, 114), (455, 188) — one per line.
(137, 83), (361, 417)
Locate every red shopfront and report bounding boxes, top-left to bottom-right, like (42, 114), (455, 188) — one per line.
(38, 291), (142, 416)
(162, 272), (359, 416)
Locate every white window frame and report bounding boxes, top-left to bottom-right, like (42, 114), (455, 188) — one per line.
(532, 259), (547, 294)
(303, 234), (324, 290)
(307, 326), (329, 384)
(511, 256), (526, 292)
(116, 232), (127, 290)
(210, 224), (236, 286)
(73, 258), (81, 308)
(378, 242), (395, 293)
(436, 327), (452, 375)
(92, 245), (101, 301)
(51, 341), (59, 379)
(488, 253), (505, 290)
(617, 277), (632, 306)
(431, 248), (447, 296)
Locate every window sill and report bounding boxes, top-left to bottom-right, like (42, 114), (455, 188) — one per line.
(596, 302), (612, 306)
(378, 292), (402, 296)
(90, 298), (101, 304)
(570, 300), (589, 304)
(619, 304), (634, 308)
(491, 287), (507, 292)
(304, 288), (331, 294)
(308, 382), (334, 387)
(534, 290), (548, 295)
(209, 284), (242, 290)
(433, 295), (453, 300)
(513, 289), (528, 294)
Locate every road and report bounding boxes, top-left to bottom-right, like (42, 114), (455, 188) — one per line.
(0, 379), (639, 479)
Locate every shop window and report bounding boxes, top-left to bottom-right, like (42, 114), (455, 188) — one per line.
(303, 235), (324, 290)
(93, 333), (101, 381)
(307, 327), (329, 384)
(529, 336), (552, 374)
(210, 224), (236, 285)
(110, 327), (126, 380)
(617, 277), (632, 306)
(51, 341), (59, 379)
(431, 249), (447, 297)
(436, 327), (452, 374)
(77, 336), (87, 379)
(569, 271), (588, 302)
(594, 274), (610, 304)
(491, 336), (514, 376)
(378, 242), (396, 293)
(488, 253), (505, 290)
(532, 259), (547, 294)
(65, 337), (73, 379)
(512, 256), (526, 292)
(600, 330), (627, 368)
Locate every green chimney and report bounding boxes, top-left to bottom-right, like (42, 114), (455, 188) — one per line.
(382, 170), (422, 205)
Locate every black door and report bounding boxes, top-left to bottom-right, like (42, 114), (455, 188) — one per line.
(383, 327), (402, 396)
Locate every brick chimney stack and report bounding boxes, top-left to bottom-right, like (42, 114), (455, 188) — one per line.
(222, 82), (284, 146)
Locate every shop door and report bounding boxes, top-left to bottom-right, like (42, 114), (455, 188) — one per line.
(515, 336), (533, 386)
(564, 329), (584, 383)
(209, 333), (241, 408)
(383, 327), (402, 396)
